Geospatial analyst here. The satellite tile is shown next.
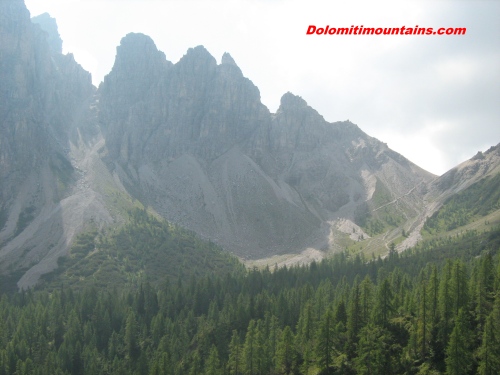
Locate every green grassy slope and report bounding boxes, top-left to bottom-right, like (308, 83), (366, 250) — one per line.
(423, 173), (500, 235)
(346, 173), (500, 258)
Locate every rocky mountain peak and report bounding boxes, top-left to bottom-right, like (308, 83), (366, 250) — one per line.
(219, 51), (244, 78)
(279, 92), (308, 109)
(277, 92), (323, 120)
(5, 3), (488, 289)
(98, 32), (170, 143)
(31, 12), (62, 54)
(117, 32), (160, 54)
(274, 93), (326, 136)
(111, 32), (168, 77)
(221, 52), (237, 66)
(0, 0), (30, 27)
(433, 142), (500, 195)
(177, 45), (217, 74)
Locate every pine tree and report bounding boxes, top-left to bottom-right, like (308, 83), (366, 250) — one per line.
(49, 295), (65, 351)
(477, 314), (500, 375)
(359, 275), (374, 326)
(316, 308), (335, 372)
(136, 350), (149, 375)
(427, 265), (439, 323)
(450, 260), (469, 318)
(438, 260), (453, 355)
(92, 299), (112, 352)
(227, 330), (242, 375)
(445, 308), (472, 375)
(242, 320), (257, 375)
(265, 314), (280, 372)
(354, 324), (392, 375)
(476, 253), (495, 328)
(160, 352), (173, 375)
(334, 299), (347, 326)
(417, 279), (430, 360)
(372, 278), (393, 328)
(254, 321), (266, 374)
(125, 311), (140, 362)
(190, 351), (202, 375)
(275, 326), (295, 374)
(296, 302), (314, 374)
(151, 351), (172, 375)
(296, 301), (314, 346)
(347, 279), (361, 358)
(205, 345), (221, 375)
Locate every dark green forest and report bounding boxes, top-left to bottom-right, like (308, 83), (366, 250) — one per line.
(35, 209), (245, 292)
(0, 225), (499, 374)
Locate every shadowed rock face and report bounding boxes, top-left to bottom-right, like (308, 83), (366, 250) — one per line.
(0, 0), (51, 193)
(0, 1), (99, 288)
(100, 34), (268, 166)
(0, 1), (94, 201)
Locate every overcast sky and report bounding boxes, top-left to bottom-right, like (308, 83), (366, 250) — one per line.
(25, 0), (500, 176)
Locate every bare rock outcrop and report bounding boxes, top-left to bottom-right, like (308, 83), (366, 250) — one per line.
(97, 36), (435, 258)
(0, 1), (107, 288)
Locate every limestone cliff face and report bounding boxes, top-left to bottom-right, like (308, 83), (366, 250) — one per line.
(248, 92), (433, 233)
(31, 12), (62, 54)
(98, 35), (435, 258)
(1, 2), (450, 287)
(100, 34), (269, 166)
(0, 0), (52, 197)
(0, 1), (94, 204)
(99, 35), (311, 257)
(0, 1), (102, 287)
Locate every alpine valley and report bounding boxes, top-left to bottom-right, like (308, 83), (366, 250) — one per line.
(1, 0), (499, 292)
(3, 2), (500, 375)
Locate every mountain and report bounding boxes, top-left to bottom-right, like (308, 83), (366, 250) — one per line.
(430, 143), (500, 199)
(98, 32), (434, 260)
(0, 1), (112, 289)
(421, 144), (500, 235)
(0, 1), (498, 289)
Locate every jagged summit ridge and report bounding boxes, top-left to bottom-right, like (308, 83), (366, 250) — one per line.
(99, 34), (268, 164)
(100, 32), (170, 98)
(279, 92), (310, 110)
(6, 2), (493, 289)
(31, 12), (62, 54)
(94, 30), (435, 258)
(180, 45), (217, 67)
(221, 52), (237, 66)
(113, 33), (168, 69)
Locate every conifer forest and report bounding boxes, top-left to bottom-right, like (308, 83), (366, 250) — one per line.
(0, 226), (499, 374)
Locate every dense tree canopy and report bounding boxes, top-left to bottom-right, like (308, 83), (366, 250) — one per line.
(0, 226), (498, 374)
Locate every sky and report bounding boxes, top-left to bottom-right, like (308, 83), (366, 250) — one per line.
(25, 0), (500, 176)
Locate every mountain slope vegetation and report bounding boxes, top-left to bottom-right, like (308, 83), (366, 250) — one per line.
(0, 226), (499, 374)
(35, 209), (244, 292)
(424, 173), (500, 235)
